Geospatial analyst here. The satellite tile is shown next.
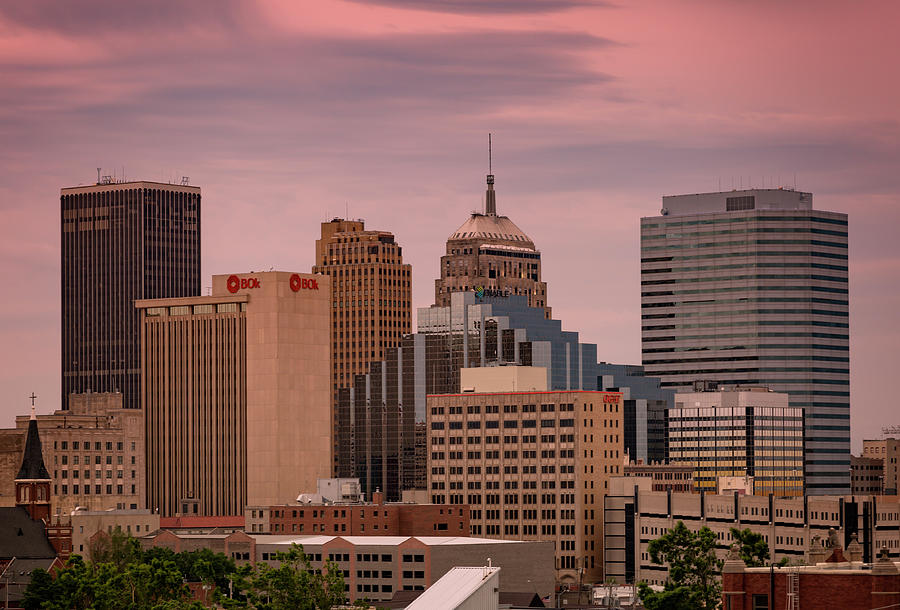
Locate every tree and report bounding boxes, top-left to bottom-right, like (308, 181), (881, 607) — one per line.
(245, 544), (346, 610)
(20, 567), (54, 610)
(638, 521), (722, 610)
(729, 527), (769, 567)
(729, 527), (788, 567)
(88, 527), (143, 569)
(23, 535), (345, 609)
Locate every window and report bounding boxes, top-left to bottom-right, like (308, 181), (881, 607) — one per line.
(751, 594), (768, 610)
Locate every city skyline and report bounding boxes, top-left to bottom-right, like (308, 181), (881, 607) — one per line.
(2, 1), (899, 454)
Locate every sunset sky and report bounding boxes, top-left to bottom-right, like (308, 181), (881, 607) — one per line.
(1, 0), (898, 451)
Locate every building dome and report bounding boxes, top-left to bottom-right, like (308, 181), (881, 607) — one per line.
(447, 213), (536, 249)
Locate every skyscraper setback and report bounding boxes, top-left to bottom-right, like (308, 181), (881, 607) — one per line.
(61, 181), (201, 410)
(640, 189), (849, 494)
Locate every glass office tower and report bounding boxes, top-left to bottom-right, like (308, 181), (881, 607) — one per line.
(640, 189), (849, 494)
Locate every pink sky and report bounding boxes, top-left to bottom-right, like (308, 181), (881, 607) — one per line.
(1, 0), (898, 452)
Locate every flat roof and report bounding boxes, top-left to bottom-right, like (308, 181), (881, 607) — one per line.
(427, 390), (622, 398)
(249, 535), (523, 546)
(61, 180), (201, 194)
(135, 295), (249, 308)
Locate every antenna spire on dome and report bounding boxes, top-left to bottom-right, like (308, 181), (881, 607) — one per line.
(485, 133), (496, 216)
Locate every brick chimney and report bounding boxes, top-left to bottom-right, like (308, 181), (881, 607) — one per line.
(373, 489), (384, 505)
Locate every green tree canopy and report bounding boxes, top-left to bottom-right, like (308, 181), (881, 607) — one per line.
(246, 544), (346, 610)
(638, 521), (722, 610)
(22, 534), (346, 610)
(729, 527), (769, 567)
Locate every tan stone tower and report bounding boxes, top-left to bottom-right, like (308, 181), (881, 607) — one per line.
(312, 219), (412, 474)
(435, 173), (549, 318)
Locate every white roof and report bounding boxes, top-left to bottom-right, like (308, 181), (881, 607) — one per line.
(249, 534), (520, 547)
(407, 566), (500, 610)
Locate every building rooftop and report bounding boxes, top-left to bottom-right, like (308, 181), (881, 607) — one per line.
(652, 188), (813, 218)
(61, 180), (200, 194)
(250, 535), (522, 546)
(448, 213), (535, 247)
(406, 565), (500, 609)
(159, 516), (245, 529)
(0, 508), (57, 559)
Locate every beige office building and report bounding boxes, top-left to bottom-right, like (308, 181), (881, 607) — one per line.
(604, 477), (897, 585)
(669, 386), (804, 496)
(71, 508), (160, 557)
(863, 438), (900, 494)
(427, 390), (624, 585)
(0, 393), (144, 514)
(136, 271), (331, 517)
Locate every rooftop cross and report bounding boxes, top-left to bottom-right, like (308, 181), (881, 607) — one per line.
(29, 392), (36, 419)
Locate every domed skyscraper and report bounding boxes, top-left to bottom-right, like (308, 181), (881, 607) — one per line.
(434, 170), (550, 318)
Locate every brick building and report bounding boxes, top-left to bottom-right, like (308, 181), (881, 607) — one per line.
(722, 543), (900, 610)
(245, 492), (469, 537)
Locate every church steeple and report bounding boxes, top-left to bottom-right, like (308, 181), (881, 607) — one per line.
(485, 133), (497, 216)
(16, 393), (51, 522)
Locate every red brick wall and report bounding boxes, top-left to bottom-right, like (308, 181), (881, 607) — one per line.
(723, 569), (900, 610)
(396, 504), (469, 536)
(266, 504), (469, 537)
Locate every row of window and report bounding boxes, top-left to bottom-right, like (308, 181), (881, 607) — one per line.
(54, 440), (133, 451)
(55, 484), (133, 495)
(641, 226), (847, 240)
(641, 214), (848, 229)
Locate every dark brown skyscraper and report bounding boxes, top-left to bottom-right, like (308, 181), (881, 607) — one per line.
(61, 180), (201, 410)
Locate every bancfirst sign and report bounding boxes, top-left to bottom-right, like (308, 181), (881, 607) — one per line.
(473, 286), (510, 298)
(226, 273), (320, 294)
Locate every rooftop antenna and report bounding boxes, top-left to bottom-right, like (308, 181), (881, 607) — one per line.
(485, 133), (496, 216)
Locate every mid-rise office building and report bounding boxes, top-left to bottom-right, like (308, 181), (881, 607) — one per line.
(435, 173), (550, 318)
(140, 532), (555, 604)
(427, 389), (624, 585)
(641, 189), (849, 494)
(136, 271), (331, 517)
(863, 439), (900, 494)
(669, 385), (803, 496)
(604, 477), (892, 586)
(61, 180), (201, 410)
(312, 219), (412, 474)
(0, 393), (144, 514)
